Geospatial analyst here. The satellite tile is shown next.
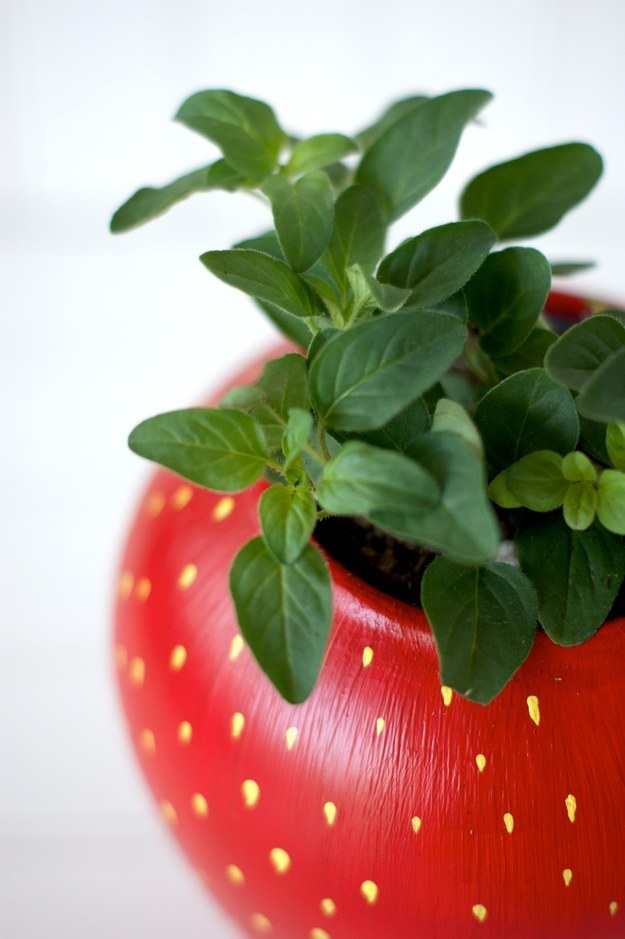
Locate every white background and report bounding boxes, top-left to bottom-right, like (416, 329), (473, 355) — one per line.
(2, 1), (625, 936)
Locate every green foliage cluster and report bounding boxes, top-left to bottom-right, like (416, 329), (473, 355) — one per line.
(113, 88), (625, 705)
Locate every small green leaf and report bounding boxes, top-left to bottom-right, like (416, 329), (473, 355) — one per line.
(356, 89), (492, 222)
(607, 422), (625, 470)
(377, 220), (495, 308)
(356, 94), (429, 150)
(491, 328), (557, 376)
(421, 557), (537, 704)
(597, 470), (625, 534)
(563, 482), (597, 530)
(544, 314), (625, 391)
(475, 368), (579, 473)
(259, 484), (317, 563)
(282, 408), (314, 470)
(262, 172), (335, 272)
(488, 469), (523, 509)
(464, 247), (552, 356)
(175, 89), (287, 179)
(286, 134), (357, 176)
(319, 186), (386, 299)
(550, 261), (596, 277)
(431, 398), (483, 459)
(200, 249), (323, 319)
(516, 514), (625, 643)
(128, 408), (268, 491)
(360, 270), (413, 313)
(561, 451), (596, 482)
(576, 348), (625, 423)
(230, 537), (332, 703)
(506, 451), (568, 511)
(308, 310), (466, 432)
(460, 143), (603, 239)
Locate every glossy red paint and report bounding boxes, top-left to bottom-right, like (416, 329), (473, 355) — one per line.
(114, 295), (625, 939)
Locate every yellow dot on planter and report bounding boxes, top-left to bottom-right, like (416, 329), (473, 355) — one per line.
(476, 754), (487, 772)
(310, 929), (331, 939)
(145, 490), (166, 517)
(135, 577), (152, 601)
(527, 695), (541, 726)
(242, 779), (260, 808)
(191, 793), (209, 818)
(119, 570), (134, 599)
(563, 869), (573, 887)
(566, 793), (577, 824)
(320, 898), (336, 917)
(504, 813), (514, 834)
(250, 913), (272, 933)
(411, 816), (422, 834)
(231, 712), (246, 739)
(129, 657), (145, 687)
(441, 686), (453, 707)
(177, 563), (197, 590)
(269, 847), (291, 875)
(376, 717), (385, 737)
(160, 800), (178, 825)
(229, 634), (244, 661)
(226, 864), (245, 886)
(360, 881), (379, 905)
(177, 721), (193, 744)
(169, 645), (187, 672)
(115, 645), (128, 670)
(362, 647), (374, 668)
(285, 727), (298, 749)
(610, 901), (619, 917)
(139, 729), (156, 753)
(171, 485), (193, 510)
(213, 496), (235, 522)
(472, 904), (487, 923)
(323, 801), (337, 826)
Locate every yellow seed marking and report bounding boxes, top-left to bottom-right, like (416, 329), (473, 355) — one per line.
(139, 729), (156, 753)
(362, 647), (374, 668)
(411, 816), (422, 834)
(115, 645), (128, 670)
(360, 881), (379, 905)
(177, 563), (198, 590)
(323, 801), (337, 826)
(119, 570), (134, 599)
(135, 577), (152, 601)
(376, 717), (385, 737)
(610, 901), (619, 917)
(213, 496), (235, 521)
(566, 793), (577, 824)
(310, 929), (331, 939)
(504, 813), (514, 834)
(472, 904), (488, 923)
(129, 657), (145, 687)
(169, 644), (187, 672)
(160, 800), (178, 825)
(242, 779), (260, 808)
(145, 490), (166, 517)
(171, 485), (193, 510)
(269, 847), (291, 875)
(563, 868), (573, 887)
(441, 686), (453, 706)
(285, 727), (298, 749)
(177, 721), (193, 744)
(226, 864), (245, 886)
(320, 898), (337, 917)
(476, 754), (487, 772)
(527, 695), (541, 726)
(231, 712), (246, 739)
(250, 912), (272, 933)
(191, 793), (209, 818)
(229, 634), (244, 661)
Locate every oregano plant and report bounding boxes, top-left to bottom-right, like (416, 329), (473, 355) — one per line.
(112, 88), (625, 706)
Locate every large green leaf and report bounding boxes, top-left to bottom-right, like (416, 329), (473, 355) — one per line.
(355, 94), (429, 150)
(516, 514), (625, 643)
(355, 89), (492, 221)
(460, 143), (603, 239)
(259, 484), (317, 563)
(128, 408), (268, 491)
(474, 368), (579, 473)
(308, 310), (466, 432)
(229, 537), (332, 703)
(319, 185), (386, 297)
(200, 249), (323, 319)
(464, 247), (552, 356)
(544, 314), (625, 391)
(421, 557), (537, 704)
(377, 220), (495, 308)
(262, 172), (335, 272)
(285, 134), (357, 175)
(576, 348), (625, 423)
(175, 89), (286, 179)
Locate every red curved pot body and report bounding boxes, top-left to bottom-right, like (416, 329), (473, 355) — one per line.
(114, 296), (625, 939)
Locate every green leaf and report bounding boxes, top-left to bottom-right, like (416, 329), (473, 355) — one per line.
(505, 451), (568, 511)
(487, 469), (523, 509)
(597, 470), (625, 534)
(355, 89), (492, 222)
(475, 368), (579, 473)
(220, 353), (308, 452)
(421, 557), (537, 704)
(579, 416), (610, 464)
(282, 408), (314, 470)
(200, 249), (323, 319)
(319, 185), (386, 297)
(491, 328), (557, 376)
(516, 514), (625, 643)
(377, 220), (496, 308)
(259, 484), (317, 563)
(464, 247), (552, 356)
(128, 408), (268, 491)
(356, 94), (429, 150)
(607, 422), (625, 470)
(358, 269), (413, 313)
(308, 310), (466, 432)
(562, 451), (596, 482)
(175, 89), (286, 179)
(347, 397), (432, 458)
(262, 172), (335, 272)
(576, 348), (625, 423)
(460, 143), (603, 239)
(286, 134), (357, 175)
(544, 314), (625, 391)
(431, 398), (483, 459)
(563, 483), (597, 530)
(230, 537), (332, 703)
(550, 261), (596, 277)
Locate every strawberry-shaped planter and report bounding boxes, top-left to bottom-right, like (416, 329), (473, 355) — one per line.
(114, 310), (625, 939)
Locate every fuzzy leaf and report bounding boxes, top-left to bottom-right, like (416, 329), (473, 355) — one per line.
(544, 314), (625, 391)
(259, 485), (317, 563)
(575, 348), (625, 423)
(262, 172), (335, 272)
(319, 185), (386, 296)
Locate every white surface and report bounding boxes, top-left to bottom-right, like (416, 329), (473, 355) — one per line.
(2, 1), (625, 936)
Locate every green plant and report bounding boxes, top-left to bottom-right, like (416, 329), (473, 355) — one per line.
(112, 88), (625, 706)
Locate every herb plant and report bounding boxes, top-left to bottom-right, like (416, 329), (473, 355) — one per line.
(112, 88), (625, 706)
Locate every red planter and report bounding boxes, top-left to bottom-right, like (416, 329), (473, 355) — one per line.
(114, 295), (625, 939)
